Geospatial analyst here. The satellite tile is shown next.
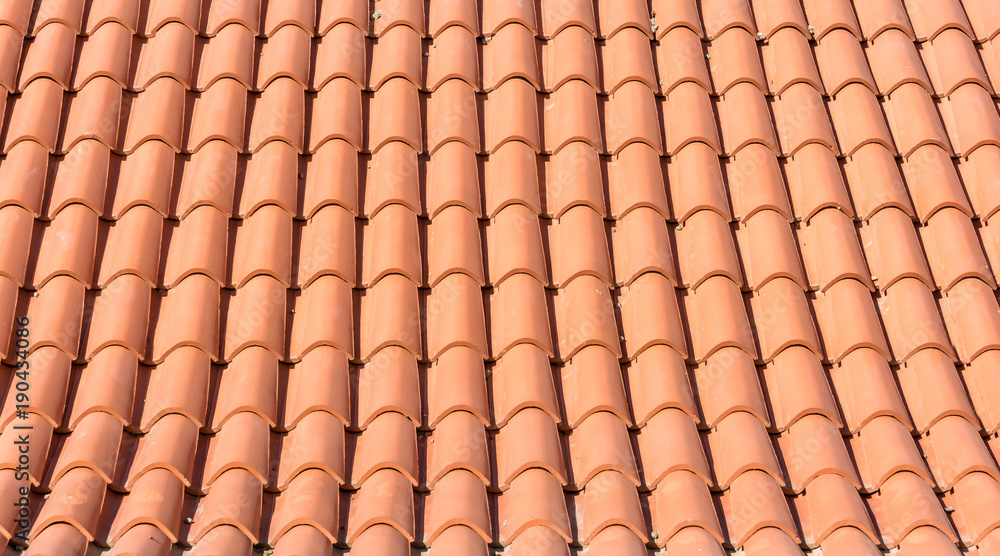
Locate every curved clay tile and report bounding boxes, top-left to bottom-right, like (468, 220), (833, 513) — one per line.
(648, 472), (722, 546)
(239, 141), (300, 218)
(598, 0), (654, 39)
(872, 472), (957, 547)
(814, 29), (876, 96)
(144, 0), (201, 36)
(149, 273), (221, 362)
(723, 471), (799, 546)
(126, 413), (199, 488)
(692, 346), (770, 428)
(83, 275), (153, 359)
(185, 77), (247, 153)
(560, 346), (630, 428)
(262, 0), (315, 37)
(539, 0), (596, 39)
(4, 78), (64, 153)
(785, 143), (856, 222)
(495, 407), (567, 488)
(700, 0), (756, 40)
(490, 343), (561, 426)
(426, 410), (489, 486)
(801, 0), (862, 39)
(675, 209), (742, 290)
(639, 411), (711, 489)
(106, 469), (184, 543)
(356, 345), (421, 428)
(268, 469), (341, 543)
(297, 203), (357, 288)
(626, 345), (698, 427)
(761, 28), (824, 96)
(618, 272), (687, 360)
(542, 25), (599, 93)
(369, 26), (422, 90)
(798, 474), (879, 546)
(542, 79), (603, 154)
(605, 80), (662, 154)
(667, 142), (729, 223)
(231, 204), (293, 287)
(317, 0), (369, 36)
(428, 0), (480, 37)
(760, 345), (841, 431)
(706, 28), (767, 94)
(426, 26), (481, 92)
(777, 414), (859, 492)
(568, 414), (639, 489)
(751, 0), (809, 38)
(288, 275), (354, 361)
(30, 0), (84, 36)
(137, 346), (211, 430)
(655, 27), (711, 94)
(426, 346), (489, 427)
(737, 208), (807, 291)
(611, 206), (677, 287)
(257, 26), (312, 91)
(275, 410), (346, 487)
(423, 470), (492, 543)
(798, 206), (873, 292)
(312, 23), (368, 90)
(425, 79), (480, 153)
(0, 205), (35, 286)
(123, 77), (187, 154)
(496, 469), (572, 543)
(684, 275), (756, 362)
(72, 22), (133, 91)
(189, 469), (262, 543)
(854, 0), (914, 41)
(203, 0), (260, 37)
(133, 23), (196, 91)
(345, 468), (416, 542)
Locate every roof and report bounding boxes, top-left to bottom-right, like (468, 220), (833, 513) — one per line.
(2, 0), (1000, 554)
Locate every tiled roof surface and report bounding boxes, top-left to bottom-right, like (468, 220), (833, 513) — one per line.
(2, 0), (1000, 554)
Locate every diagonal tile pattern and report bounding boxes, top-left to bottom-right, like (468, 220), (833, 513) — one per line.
(1, 0), (1000, 555)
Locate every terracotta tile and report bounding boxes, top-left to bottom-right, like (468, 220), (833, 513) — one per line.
(684, 277), (756, 362)
(426, 273), (488, 359)
(884, 84), (954, 159)
(200, 410), (269, 488)
(289, 275), (354, 361)
(813, 278), (891, 362)
(360, 203), (421, 285)
(138, 347), (211, 430)
(663, 526), (726, 555)
(174, 140), (238, 217)
(484, 79), (541, 154)
(369, 26), (422, 90)
(186, 77), (247, 152)
(483, 24), (541, 92)
(607, 143), (669, 220)
(666, 143), (730, 223)
(692, 346), (769, 428)
(795, 473), (877, 546)
(552, 275), (620, 360)
(246, 79), (305, 154)
(749, 277), (822, 362)
(904, 0), (973, 41)
(606, 82), (662, 155)
(486, 204), (547, 285)
(676, 209), (742, 289)
(0, 2), (32, 34)
(360, 274), (420, 359)
(706, 411), (784, 489)
(426, 410), (489, 486)
(560, 345), (630, 428)
(345, 468), (415, 542)
(188, 523), (254, 555)
(123, 77), (186, 154)
(0, 347), (71, 428)
(32, 0), (84, 35)
(302, 139), (359, 217)
(576, 469), (647, 543)
(362, 142), (421, 217)
(312, 23), (367, 90)
(107, 524), (171, 556)
(626, 345), (698, 427)
(866, 30), (932, 97)
(539, 0), (595, 38)
(737, 209), (805, 291)
(204, 0), (260, 36)
(99, 206), (163, 287)
(0, 205), (35, 285)
(0, 25), (22, 93)
(83, 0), (139, 34)
(31, 203), (99, 288)
(854, 0), (914, 41)
(778, 414), (858, 492)
(428, 0), (479, 37)
(798, 207), (873, 291)
(19, 22), (76, 90)
(368, 78), (422, 153)
(4, 77), (64, 152)
(0, 413), (53, 485)
(900, 348), (981, 434)
(760, 28), (823, 96)
(263, 0), (314, 36)
(190, 468), (261, 543)
(269, 469), (340, 543)
(611, 206), (676, 287)
(490, 343), (561, 426)
(542, 80), (603, 154)
(869, 471), (956, 546)
(126, 413), (199, 487)
(109, 142), (172, 219)
(33, 467), (105, 541)
(67, 346), (136, 428)
(83, 275), (153, 359)
(850, 415), (929, 491)
(548, 206), (612, 287)
(211, 347), (278, 430)
(426, 346), (488, 426)
(372, 0), (424, 37)
(740, 528), (804, 556)
(901, 145), (972, 223)
(149, 274), (220, 362)
(600, 28), (657, 94)
(648, 0), (704, 38)
(752, 0), (808, 37)
(72, 22), (133, 90)
(45, 140), (111, 218)
(819, 527), (882, 556)
(940, 83), (1000, 158)
(270, 524), (337, 556)
(145, 0), (202, 35)
(761, 345), (842, 431)
(297, 204), (356, 287)
(707, 29), (766, 94)
(879, 280), (956, 364)
(496, 406), (567, 487)
(639, 406), (711, 487)
(655, 27), (711, 94)
(231, 204), (293, 286)
(951, 472), (1000, 545)
(497, 469), (571, 543)
(426, 79), (480, 153)
(426, 27), (480, 91)
(618, 272), (687, 360)
(280, 347), (350, 428)
(0, 275), (18, 360)
(222, 275), (286, 360)
(717, 83), (778, 155)
(720, 470), (798, 546)
(828, 83), (896, 157)
(355, 345), (420, 428)
(648, 471), (722, 544)
(192, 25), (255, 91)
(587, 526), (648, 555)
(316, 0), (368, 36)
(700, 0), (756, 39)
(107, 468), (184, 543)
(486, 258), (553, 354)
(921, 416), (999, 490)
(773, 83), (838, 157)
(542, 142), (603, 217)
(543, 25), (598, 92)
(256, 26), (311, 91)
(922, 208), (994, 291)
(424, 469), (491, 543)
(959, 146), (1000, 220)
(308, 78), (363, 153)
(161, 206), (228, 287)
(813, 31), (873, 99)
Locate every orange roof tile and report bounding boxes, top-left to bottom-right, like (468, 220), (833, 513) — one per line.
(5, 1), (1000, 555)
